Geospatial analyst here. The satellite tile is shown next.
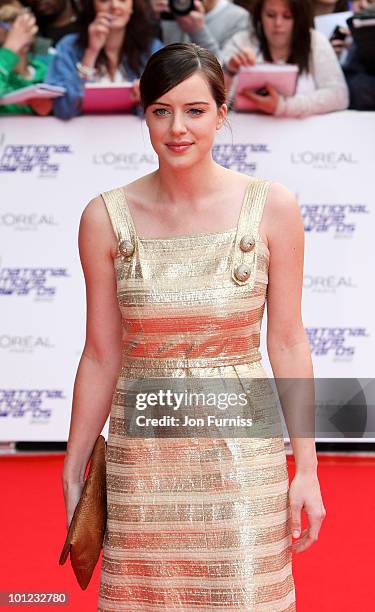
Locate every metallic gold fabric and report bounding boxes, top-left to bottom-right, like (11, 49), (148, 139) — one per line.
(98, 179), (296, 611)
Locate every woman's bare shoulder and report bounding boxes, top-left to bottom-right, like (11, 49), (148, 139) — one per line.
(263, 181), (304, 238)
(267, 181), (299, 215)
(79, 194), (118, 259)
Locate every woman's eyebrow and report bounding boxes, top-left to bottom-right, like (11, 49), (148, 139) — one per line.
(151, 101), (210, 107)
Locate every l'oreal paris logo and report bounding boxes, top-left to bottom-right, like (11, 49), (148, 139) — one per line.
(303, 276), (357, 292)
(291, 151), (357, 169)
(0, 335), (54, 352)
(93, 151), (157, 169)
(0, 213), (58, 230)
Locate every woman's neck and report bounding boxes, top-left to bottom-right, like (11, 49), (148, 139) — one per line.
(104, 27), (126, 62)
(268, 44), (290, 63)
(152, 157), (225, 208)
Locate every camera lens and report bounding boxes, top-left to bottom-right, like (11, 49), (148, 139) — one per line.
(169, 0), (195, 16)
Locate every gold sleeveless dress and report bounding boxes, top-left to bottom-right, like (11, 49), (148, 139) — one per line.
(98, 178), (296, 611)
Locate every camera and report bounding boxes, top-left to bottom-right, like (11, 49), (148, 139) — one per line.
(161, 0), (196, 20)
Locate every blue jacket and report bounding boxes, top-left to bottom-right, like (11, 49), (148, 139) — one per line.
(44, 33), (163, 119)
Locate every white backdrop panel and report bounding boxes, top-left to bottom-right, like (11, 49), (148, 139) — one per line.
(0, 111), (373, 440)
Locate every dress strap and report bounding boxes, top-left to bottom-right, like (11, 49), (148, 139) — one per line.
(101, 187), (137, 258)
(231, 178), (271, 286)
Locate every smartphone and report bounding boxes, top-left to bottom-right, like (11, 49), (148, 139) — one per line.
(330, 25), (347, 42)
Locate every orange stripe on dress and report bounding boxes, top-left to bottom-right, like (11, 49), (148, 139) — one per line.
(124, 334), (261, 359)
(123, 309), (263, 334)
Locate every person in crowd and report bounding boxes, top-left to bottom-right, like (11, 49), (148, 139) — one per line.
(21, 0), (80, 45)
(312, 0), (349, 15)
(222, 0), (349, 117)
(344, 44), (375, 109)
(149, 0), (250, 63)
(312, 1), (372, 16)
(44, 0), (162, 119)
(0, 0), (52, 113)
(343, 5), (375, 109)
(312, 1), (373, 62)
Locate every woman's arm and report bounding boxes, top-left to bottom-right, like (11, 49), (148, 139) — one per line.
(62, 195), (122, 525)
(43, 34), (85, 119)
(264, 182), (314, 460)
(275, 30), (349, 118)
(263, 182), (326, 552)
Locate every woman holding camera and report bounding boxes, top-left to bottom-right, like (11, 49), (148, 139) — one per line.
(44, 0), (162, 118)
(222, 0), (349, 117)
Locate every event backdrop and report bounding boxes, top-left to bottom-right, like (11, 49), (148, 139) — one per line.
(0, 111), (374, 441)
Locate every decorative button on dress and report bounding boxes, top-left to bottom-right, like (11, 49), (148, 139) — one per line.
(98, 178), (296, 611)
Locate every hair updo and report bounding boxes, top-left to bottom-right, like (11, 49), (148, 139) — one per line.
(140, 43), (226, 111)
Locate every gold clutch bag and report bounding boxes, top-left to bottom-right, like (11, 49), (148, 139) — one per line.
(59, 434), (107, 590)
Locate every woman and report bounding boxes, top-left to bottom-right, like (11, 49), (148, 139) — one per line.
(63, 43), (325, 610)
(0, 1), (52, 114)
(44, 0), (162, 118)
(222, 0), (349, 117)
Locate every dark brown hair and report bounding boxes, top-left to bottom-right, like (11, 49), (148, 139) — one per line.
(252, 0), (314, 74)
(76, 0), (157, 75)
(334, 1), (350, 11)
(140, 43), (226, 111)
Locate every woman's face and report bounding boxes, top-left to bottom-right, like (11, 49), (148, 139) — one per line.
(93, 0), (133, 28)
(145, 72), (227, 171)
(261, 0), (294, 52)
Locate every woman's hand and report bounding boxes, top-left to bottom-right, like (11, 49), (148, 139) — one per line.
(330, 28), (351, 60)
(62, 478), (85, 530)
(176, 0), (205, 34)
(226, 47), (256, 75)
(288, 470), (326, 553)
(3, 11), (38, 55)
(87, 11), (112, 56)
(240, 83), (279, 114)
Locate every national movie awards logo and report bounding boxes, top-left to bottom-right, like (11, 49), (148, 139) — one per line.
(303, 275), (357, 294)
(291, 150), (357, 170)
(306, 327), (369, 361)
(212, 143), (270, 174)
(301, 203), (369, 236)
(0, 212), (59, 231)
(0, 389), (65, 422)
(0, 259), (70, 299)
(93, 150), (157, 171)
(0, 134), (73, 176)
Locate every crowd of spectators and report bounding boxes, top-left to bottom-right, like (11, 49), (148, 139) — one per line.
(0, 0), (374, 117)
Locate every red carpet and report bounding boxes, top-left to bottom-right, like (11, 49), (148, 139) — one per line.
(0, 452), (374, 611)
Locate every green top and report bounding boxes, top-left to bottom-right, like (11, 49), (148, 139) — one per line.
(0, 47), (49, 115)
